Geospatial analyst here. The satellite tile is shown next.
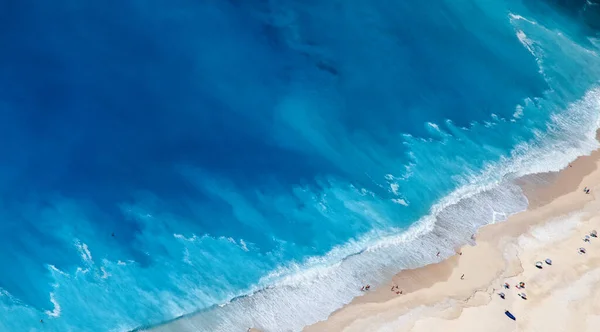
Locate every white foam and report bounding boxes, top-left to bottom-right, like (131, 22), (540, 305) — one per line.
(504, 89), (600, 177)
(427, 122), (440, 131)
(516, 30), (542, 69)
(74, 240), (93, 264)
(384, 173), (402, 196)
(47, 264), (69, 277)
(220, 236), (251, 252)
(513, 104), (524, 119)
(239, 239), (249, 252)
(100, 266), (111, 279)
(183, 248), (192, 265)
(44, 292), (61, 318)
(389, 183), (399, 195)
(509, 12), (538, 25)
(392, 198), (409, 206)
(173, 233), (198, 242)
(491, 210), (509, 223)
(0, 288), (14, 299)
(358, 187), (375, 197)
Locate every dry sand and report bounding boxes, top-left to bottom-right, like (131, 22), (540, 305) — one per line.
(302, 149), (600, 332)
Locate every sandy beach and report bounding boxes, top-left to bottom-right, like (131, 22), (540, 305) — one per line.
(302, 147), (600, 331)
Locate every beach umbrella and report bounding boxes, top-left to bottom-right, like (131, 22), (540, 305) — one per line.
(545, 258), (552, 265)
(591, 230), (597, 238)
(535, 261), (543, 269)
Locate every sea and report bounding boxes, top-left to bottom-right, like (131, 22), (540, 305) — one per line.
(1, 0), (600, 331)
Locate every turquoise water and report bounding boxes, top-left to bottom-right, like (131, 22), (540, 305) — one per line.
(0, 0), (600, 331)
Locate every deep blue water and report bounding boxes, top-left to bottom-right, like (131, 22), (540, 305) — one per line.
(1, 0), (600, 331)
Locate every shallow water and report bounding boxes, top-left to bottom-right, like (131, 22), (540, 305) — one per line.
(0, 0), (600, 331)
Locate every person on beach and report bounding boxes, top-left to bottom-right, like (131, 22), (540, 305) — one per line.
(361, 286), (365, 291)
(365, 285), (371, 290)
(461, 274), (465, 280)
(437, 251), (440, 257)
(504, 282), (510, 289)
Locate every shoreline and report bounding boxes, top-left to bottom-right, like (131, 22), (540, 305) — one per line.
(303, 138), (600, 331)
(146, 132), (600, 332)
